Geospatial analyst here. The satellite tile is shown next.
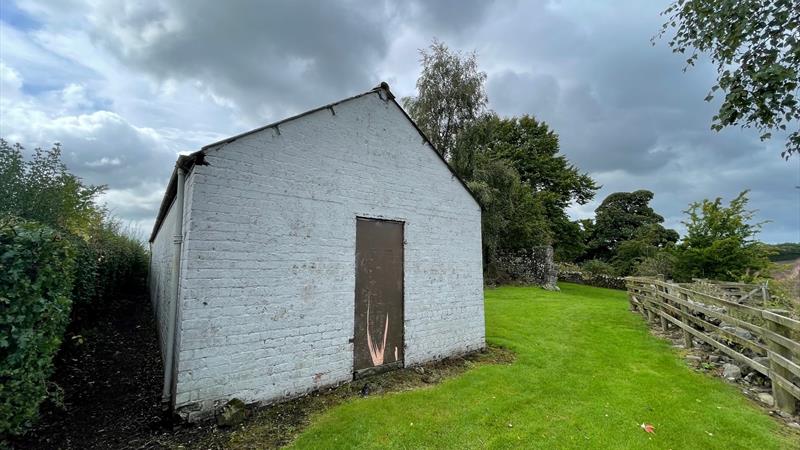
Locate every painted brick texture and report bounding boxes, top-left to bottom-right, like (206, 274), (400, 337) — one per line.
(170, 92), (484, 416)
(149, 173), (196, 362)
(149, 198), (177, 359)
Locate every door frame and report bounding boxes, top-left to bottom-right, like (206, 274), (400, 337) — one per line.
(352, 216), (405, 379)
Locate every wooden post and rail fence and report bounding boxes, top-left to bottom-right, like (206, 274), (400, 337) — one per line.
(625, 276), (800, 415)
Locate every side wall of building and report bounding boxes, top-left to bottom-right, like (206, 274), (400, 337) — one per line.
(174, 92), (484, 418)
(149, 171), (197, 364)
(149, 198), (177, 359)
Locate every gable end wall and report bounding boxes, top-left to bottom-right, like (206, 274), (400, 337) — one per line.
(174, 92), (484, 418)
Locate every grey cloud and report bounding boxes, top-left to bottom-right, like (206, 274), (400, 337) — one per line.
(88, 0), (392, 121)
(488, 71), (559, 119)
(401, 0), (497, 35)
(4, 108), (175, 192)
(4, 0), (797, 242)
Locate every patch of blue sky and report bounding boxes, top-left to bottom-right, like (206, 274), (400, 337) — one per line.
(0, 1), (39, 31)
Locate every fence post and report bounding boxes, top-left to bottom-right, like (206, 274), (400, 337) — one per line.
(765, 317), (798, 414)
(678, 290), (692, 348)
(626, 281), (637, 313)
(657, 284), (668, 331)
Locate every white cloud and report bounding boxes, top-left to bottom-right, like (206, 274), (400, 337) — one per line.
(0, 61), (23, 93)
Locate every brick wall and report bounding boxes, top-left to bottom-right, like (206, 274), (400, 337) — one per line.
(150, 172), (196, 363)
(149, 197), (177, 359)
(166, 91), (485, 418)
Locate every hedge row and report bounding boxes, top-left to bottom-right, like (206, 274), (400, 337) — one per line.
(68, 223), (148, 320)
(0, 218), (75, 435)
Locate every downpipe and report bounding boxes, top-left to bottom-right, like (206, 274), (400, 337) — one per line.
(162, 167), (185, 415)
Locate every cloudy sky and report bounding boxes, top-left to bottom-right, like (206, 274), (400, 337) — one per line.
(1, 0), (798, 243)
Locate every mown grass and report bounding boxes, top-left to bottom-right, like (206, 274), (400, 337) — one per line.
(287, 283), (798, 449)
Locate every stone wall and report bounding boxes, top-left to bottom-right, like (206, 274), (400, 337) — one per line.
(558, 270), (627, 290)
(493, 246), (559, 290)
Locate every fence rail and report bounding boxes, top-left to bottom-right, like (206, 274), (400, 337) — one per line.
(625, 276), (800, 415)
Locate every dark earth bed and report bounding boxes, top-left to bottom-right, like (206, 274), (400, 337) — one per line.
(9, 289), (512, 449)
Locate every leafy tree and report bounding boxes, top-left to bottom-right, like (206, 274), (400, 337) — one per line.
(403, 40), (488, 159)
(464, 155), (550, 277)
(587, 190), (675, 261)
(551, 219), (590, 262)
(0, 139), (105, 237)
(657, 0), (800, 158)
(453, 114), (598, 256)
(0, 141), (25, 214)
(403, 39), (597, 274)
(612, 223), (680, 275)
(672, 190), (771, 281)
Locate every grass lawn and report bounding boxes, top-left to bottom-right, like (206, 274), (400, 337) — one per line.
(289, 283), (798, 449)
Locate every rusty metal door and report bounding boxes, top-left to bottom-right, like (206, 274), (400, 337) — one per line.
(353, 217), (404, 375)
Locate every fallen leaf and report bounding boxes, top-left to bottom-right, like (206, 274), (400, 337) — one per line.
(641, 423), (655, 434)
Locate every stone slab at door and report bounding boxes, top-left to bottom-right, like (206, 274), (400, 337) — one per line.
(353, 217), (404, 376)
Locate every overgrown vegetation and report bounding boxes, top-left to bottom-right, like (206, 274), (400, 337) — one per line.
(0, 139), (148, 435)
(403, 41), (597, 281)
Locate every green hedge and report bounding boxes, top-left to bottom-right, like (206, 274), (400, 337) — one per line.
(0, 218), (75, 435)
(67, 223), (148, 323)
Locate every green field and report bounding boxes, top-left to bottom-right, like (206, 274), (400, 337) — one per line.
(288, 284), (797, 449)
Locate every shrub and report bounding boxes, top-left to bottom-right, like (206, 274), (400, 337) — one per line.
(60, 222), (148, 325)
(635, 251), (677, 279)
(580, 259), (617, 276)
(0, 139), (148, 310)
(0, 140), (150, 432)
(95, 221), (148, 295)
(0, 217), (75, 435)
(672, 191), (771, 282)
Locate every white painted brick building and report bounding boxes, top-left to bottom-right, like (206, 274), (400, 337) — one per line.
(148, 83), (485, 420)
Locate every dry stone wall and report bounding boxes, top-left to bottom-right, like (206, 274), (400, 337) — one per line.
(493, 246), (559, 290)
(557, 270), (627, 290)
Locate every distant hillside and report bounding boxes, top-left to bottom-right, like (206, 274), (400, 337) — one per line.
(767, 242), (800, 262)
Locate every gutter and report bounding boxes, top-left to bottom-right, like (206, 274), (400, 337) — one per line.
(162, 167), (186, 413)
